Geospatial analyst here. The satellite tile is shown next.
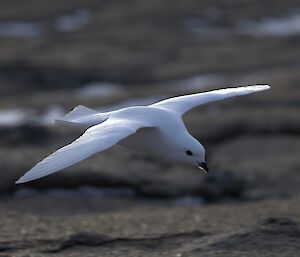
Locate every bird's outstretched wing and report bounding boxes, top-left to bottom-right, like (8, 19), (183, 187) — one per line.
(16, 118), (153, 184)
(152, 85), (270, 115)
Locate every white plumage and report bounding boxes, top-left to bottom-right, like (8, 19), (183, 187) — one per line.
(16, 85), (270, 184)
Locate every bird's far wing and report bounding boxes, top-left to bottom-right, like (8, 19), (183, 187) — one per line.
(16, 118), (153, 184)
(152, 85), (270, 115)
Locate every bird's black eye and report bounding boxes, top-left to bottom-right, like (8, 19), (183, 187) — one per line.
(186, 150), (193, 156)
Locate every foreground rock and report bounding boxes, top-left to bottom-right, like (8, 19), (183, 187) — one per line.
(0, 194), (299, 257)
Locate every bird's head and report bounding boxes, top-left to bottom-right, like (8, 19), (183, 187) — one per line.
(165, 133), (208, 173)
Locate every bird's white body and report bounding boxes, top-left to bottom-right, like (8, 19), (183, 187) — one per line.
(116, 106), (190, 160)
(16, 85), (270, 184)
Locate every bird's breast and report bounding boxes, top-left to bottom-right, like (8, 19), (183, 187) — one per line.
(118, 127), (171, 156)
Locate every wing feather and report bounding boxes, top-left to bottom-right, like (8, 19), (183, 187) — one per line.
(152, 85), (270, 115)
(16, 119), (151, 184)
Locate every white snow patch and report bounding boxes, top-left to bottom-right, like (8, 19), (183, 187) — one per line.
(184, 12), (300, 38)
(0, 21), (44, 38)
(238, 13), (300, 37)
(39, 105), (65, 125)
(183, 17), (232, 39)
(0, 109), (28, 125)
(54, 9), (91, 32)
(77, 82), (124, 99)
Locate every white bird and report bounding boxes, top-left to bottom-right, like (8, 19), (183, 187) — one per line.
(16, 85), (270, 184)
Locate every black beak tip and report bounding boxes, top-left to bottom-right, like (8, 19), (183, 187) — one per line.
(198, 162), (209, 173)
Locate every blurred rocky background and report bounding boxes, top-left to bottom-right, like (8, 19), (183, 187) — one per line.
(0, 0), (300, 256)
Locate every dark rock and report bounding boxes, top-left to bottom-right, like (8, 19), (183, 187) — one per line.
(0, 124), (50, 147)
(210, 217), (300, 253)
(198, 172), (245, 201)
(48, 233), (112, 253)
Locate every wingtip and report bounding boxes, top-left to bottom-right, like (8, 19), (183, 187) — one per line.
(15, 174), (32, 184)
(15, 179), (23, 184)
(259, 84), (270, 89)
(248, 84), (271, 91)
(15, 176), (26, 184)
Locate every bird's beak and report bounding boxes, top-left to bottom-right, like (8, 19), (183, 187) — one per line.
(197, 162), (209, 173)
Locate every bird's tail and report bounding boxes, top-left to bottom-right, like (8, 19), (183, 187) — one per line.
(54, 105), (108, 128)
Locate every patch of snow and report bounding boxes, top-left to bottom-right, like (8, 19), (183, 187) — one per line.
(183, 17), (232, 39)
(54, 9), (91, 32)
(238, 13), (300, 37)
(0, 9), (92, 38)
(0, 106), (66, 127)
(39, 105), (65, 125)
(184, 12), (300, 38)
(0, 21), (44, 38)
(77, 82), (124, 99)
(0, 109), (28, 125)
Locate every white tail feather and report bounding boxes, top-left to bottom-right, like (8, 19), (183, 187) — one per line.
(54, 105), (108, 128)
(64, 105), (98, 121)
